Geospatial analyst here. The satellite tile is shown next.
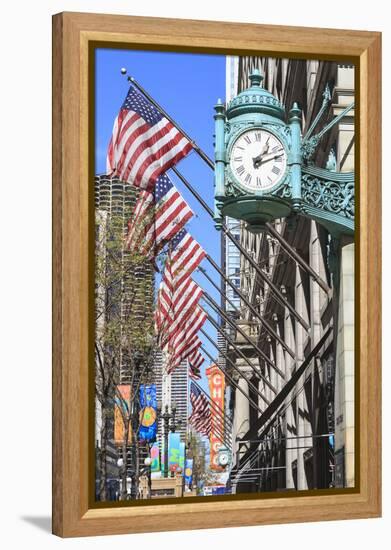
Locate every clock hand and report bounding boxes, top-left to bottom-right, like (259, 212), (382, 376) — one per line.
(252, 138), (271, 167)
(257, 151), (284, 166)
(260, 136), (271, 155)
(252, 152), (263, 167)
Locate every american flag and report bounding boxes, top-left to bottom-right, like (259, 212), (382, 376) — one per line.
(107, 86), (192, 191)
(152, 224), (207, 373)
(167, 335), (201, 374)
(155, 270), (203, 345)
(189, 382), (211, 437)
(125, 173), (193, 257)
(155, 233), (205, 347)
(189, 349), (204, 370)
(189, 367), (202, 381)
(167, 228), (206, 287)
(188, 350), (204, 380)
(166, 307), (207, 363)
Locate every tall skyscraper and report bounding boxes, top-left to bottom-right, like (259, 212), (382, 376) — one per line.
(95, 175), (155, 496)
(154, 350), (189, 445)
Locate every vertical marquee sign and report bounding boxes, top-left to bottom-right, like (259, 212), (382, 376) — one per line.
(206, 364), (225, 471)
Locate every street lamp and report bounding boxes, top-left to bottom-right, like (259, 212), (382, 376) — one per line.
(143, 456), (152, 498)
(117, 457), (127, 500)
(157, 401), (182, 478)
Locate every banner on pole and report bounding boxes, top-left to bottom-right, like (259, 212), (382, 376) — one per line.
(206, 364), (225, 471)
(184, 458), (193, 488)
(160, 440), (165, 474)
(150, 443), (160, 473)
(168, 432), (181, 473)
(139, 384), (157, 442)
(114, 385), (132, 444)
(179, 441), (185, 473)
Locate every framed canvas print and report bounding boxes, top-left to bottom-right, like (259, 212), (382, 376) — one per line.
(52, 12), (381, 537)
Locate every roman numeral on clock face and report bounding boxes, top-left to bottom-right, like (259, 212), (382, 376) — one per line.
(236, 165), (245, 176)
(272, 166), (281, 175)
(255, 132), (262, 141)
(245, 173), (252, 185)
(234, 156), (243, 162)
(243, 135), (251, 144)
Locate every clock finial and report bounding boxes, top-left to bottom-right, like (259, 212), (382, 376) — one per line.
(249, 69), (264, 87)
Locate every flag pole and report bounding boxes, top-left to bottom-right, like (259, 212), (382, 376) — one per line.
(199, 325), (271, 407)
(192, 379), (233, 429)
(127, 75), (214, 170)
(124, 72), (309, 330)
(201, 258), (294, 363)
(125, 72), (327, 315)
(201, 291), (279, 388)
(189, 385), (230, 447)
(203, 300), (276, 381)
(190, 392), (230, 449)
(172, 167), (310, 332)
(199, 345), (264, 415)
(200, 315), (276, 399)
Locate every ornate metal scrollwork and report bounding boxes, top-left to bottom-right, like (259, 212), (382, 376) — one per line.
(271, 184), (292, 200)
(302, 135), (321, 163)
(267, 124), (291, 141)
(301, 171), (354, 220)
(225, 180), (246, 198)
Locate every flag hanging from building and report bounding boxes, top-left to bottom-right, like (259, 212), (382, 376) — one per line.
(166, 228), (206, 287)
(167, 335), (202, 374)
(167, 307), (207, 350)
(156, 272), (203, 337)
(106, 86), (193, 191)
(125, 173), (193, 258)
(165, 307), (207, 369)
(189, 382), (211, 437)
(188, 350), (204, 380)
(155, 248), (204, 347)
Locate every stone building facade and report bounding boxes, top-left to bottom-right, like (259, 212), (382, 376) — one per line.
(225, 57), (355, 492)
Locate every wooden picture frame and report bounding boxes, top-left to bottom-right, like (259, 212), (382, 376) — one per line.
(52, 11), (381, 537)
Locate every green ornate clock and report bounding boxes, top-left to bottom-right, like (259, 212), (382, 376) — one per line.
(213, 69), (354, 236)
(217, 446), (230, 468)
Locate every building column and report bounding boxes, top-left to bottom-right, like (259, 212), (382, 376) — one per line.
(284, 306), (296, 489)
(295, 264), (311, 490)
(334, 238), (355, 488)
(232, 367), (252, 451)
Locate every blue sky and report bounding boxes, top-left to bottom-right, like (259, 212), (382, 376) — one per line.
(95, 48), (226, 389)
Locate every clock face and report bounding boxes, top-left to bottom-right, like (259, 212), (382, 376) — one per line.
(229, 129), (287, 191)
(218, 452), (229, 466)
